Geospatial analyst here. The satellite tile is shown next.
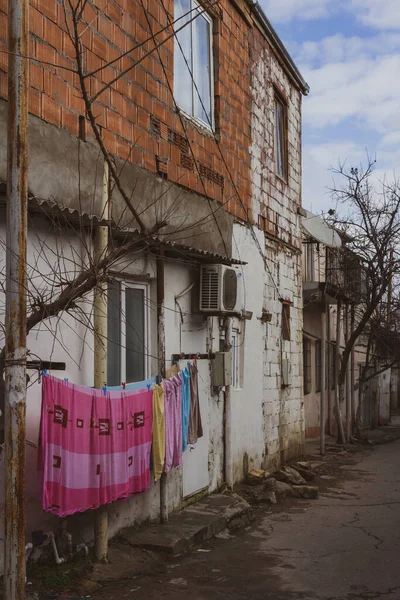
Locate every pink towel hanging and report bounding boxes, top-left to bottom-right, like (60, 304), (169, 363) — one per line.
(38, 375), (153, 517)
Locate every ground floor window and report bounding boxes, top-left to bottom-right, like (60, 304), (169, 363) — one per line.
(107, 281), (150, 386)
(303, 337), (312, 394)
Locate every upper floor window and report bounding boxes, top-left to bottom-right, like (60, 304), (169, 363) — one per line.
(275, 94), (287, 180)
(107, 282), (150, 386)
(174, 0), (213, 127)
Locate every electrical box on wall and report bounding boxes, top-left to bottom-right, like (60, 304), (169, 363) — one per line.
(282, 358), (291, 387)
(212, 352), (232, 386)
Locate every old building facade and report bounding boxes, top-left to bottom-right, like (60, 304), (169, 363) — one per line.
(0, 0), (308, 560)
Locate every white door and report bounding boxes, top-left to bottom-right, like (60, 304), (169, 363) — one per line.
(182, 359), (209, 498)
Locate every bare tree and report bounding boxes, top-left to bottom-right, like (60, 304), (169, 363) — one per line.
(328, 158), (400, 444)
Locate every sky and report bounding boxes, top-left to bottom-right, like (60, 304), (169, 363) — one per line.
(260, 0), (400, 214)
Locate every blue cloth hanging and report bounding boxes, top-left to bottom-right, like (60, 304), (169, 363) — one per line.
(181, 367), (191, 452)
(108, 376), (157, 392)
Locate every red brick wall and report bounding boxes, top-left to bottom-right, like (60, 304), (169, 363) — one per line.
(0, 0), (252, 221)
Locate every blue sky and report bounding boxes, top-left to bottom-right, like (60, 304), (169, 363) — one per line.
(260, 0), (400, 214)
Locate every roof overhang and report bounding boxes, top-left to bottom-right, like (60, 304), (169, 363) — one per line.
(302, 211), (341, 248)
(248, 2), (310, 96)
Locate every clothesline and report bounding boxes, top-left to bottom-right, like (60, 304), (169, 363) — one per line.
(38, 363), (203, 518)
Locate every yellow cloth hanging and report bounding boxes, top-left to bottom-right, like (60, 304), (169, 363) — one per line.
(152, 384), (165, 482)
(166, 363), (180, 379)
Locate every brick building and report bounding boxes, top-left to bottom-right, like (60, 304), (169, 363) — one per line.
(0, 0), (308, 559)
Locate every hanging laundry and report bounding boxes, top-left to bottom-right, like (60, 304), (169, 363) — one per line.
(152, 384), (165, 482)
(181, 367), (191, 452)
(108, 376), (157, 392)
(38, 375), (153, 517)
(166, 363), (180, 379)
(163, 375), (182, 472)
(188, 363), (203, 444)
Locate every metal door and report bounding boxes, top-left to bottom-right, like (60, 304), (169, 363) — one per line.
(182, 360), (209, 498)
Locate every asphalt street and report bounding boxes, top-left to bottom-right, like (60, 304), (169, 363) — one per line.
(93, 440), (400, 600)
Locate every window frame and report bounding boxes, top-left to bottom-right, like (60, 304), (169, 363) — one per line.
(282, 302), (291, 341)
(174, 0), (215, 130)
(107, 280), (150, 386)
(303, 337), (312, 395)
(274, 92), (288, 181)
(315, 339), (321, 393)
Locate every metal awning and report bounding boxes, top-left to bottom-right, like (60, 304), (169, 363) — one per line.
(302, 210), (341, 248)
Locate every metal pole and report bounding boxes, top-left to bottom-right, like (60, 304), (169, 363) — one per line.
(327, 305), (333, 435)
(350, 303), (355, 432)
(345, 303), (351, 442)
(320, 300), (327, 455)
(157, 250), (168, 524)
(93, 162), (109, 561)
(224, 316), (233, 489)
(4, 0), (29, 594)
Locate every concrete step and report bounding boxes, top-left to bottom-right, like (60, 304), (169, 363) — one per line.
(120, 493), (251, 555)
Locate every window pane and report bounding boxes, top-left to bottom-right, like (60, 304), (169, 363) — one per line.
(174, 0), (193, 116)
(193, 12), (211, 123)
(107, 283), (121, 386)
(275, 100), (285, 177)
(125, 287), (146, 383)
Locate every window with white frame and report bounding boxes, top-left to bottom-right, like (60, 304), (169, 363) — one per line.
(174, 0), (213, 126)
(107, 281), (150, 386)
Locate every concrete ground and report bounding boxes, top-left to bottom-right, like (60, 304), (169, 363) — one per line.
(90, 440), (400, 600)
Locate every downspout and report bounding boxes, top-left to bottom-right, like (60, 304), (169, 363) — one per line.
(320, 298), (326, 455)
(157, 249), (168, 523)
(4, 0), (29, 595)
(93, 162), (109, 561)
(224, 316), (233, 489)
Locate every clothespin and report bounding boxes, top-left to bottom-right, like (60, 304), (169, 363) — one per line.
(147, 383), (151, 391)
(173, 360), (178, 366)
(102, 385), (107, 396)
(122, 382), (126, 390)
(43, 369), (47, 378)
(64, 377), (68, 383)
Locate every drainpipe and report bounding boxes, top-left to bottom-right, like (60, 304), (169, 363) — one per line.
(157, 249), (168, 523)
(93, 162), (109, 561)
(224, 316), (233, 489)
(320, 298), (326, 455)
(4, 0), (29, 595)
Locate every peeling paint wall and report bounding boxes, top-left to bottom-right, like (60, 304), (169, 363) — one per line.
(248, 28), (305, 470)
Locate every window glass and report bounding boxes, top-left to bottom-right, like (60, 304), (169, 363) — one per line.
(282, 303), (290, 341)
(193, 11), (211, 123)
(107, 283), (121, 386)
(174, 0), (213, 126)
(315, 340), (321, 393)
(275, 96), (286, 179)
(175, 0), (193, 116)
(303, 337), (311, 395)
(125, 287), (146, 383)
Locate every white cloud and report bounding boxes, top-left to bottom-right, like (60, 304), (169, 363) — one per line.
(260, 0), (331, 24)
(350, 0), (400, 30)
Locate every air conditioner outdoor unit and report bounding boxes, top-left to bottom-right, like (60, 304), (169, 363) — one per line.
(200, 264), (243, 313)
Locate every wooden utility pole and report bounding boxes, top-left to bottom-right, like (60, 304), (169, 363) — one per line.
(93, 162), (109, 561)
(4, 0), (29, 595)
